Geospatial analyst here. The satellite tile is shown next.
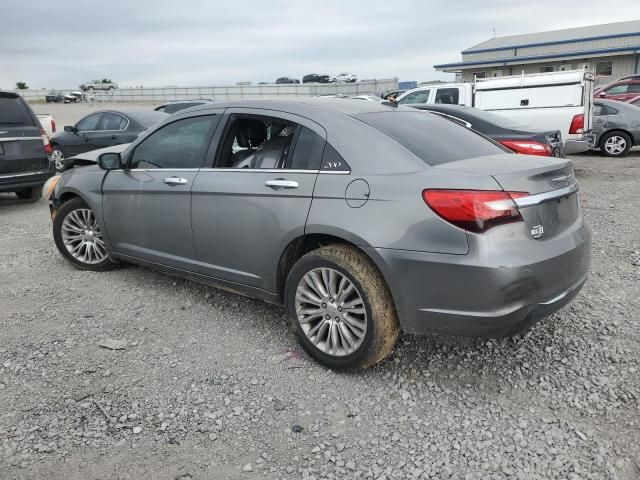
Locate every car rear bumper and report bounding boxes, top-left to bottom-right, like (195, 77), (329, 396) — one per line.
(564, 133), (595, 155)
(367, 218), (591, 338)
(0, 168), (55, 193)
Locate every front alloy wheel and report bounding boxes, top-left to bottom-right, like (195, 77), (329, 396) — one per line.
(53, 197), (116, 270)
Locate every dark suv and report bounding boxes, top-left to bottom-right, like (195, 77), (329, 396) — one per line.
(595, 76), (640, 101)
(0, 91), (55, 200)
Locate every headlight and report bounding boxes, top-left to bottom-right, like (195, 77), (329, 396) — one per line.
(42, 175), (61, 200)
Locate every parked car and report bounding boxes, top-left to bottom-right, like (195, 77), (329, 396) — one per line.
(332, 73), (357, 83)
(594, 76), (640, 102)
(303, 74), (330, 83)
(624, 94), (640, 107)
(49, 109), (168, 171)
(37, 114), (57, 137)
(79, 79), (118, 91)
(45, 91), (64, 103)
(592, 99), (640, 157)
(45, 99), (590, 370)
(410, 104), (563, 157)
(395, 70), (595, 154)
(0, 91), (55, 201)
(275, 77), (300, 84)
(154, 100), (213, 114)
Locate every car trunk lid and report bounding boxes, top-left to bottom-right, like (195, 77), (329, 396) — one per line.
(436, 154), (579, 240)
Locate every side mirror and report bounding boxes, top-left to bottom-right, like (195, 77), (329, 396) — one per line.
(64, 125), (77, 133)
(98, 152), (123, 170)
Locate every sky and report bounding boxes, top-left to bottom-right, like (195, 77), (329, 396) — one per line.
(2, 0), (639, 89)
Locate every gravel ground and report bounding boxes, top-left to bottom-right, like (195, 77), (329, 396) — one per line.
(0, 151), (639, 480)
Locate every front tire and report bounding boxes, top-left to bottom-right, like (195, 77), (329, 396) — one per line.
(53, 197), (116, 271)
(600, 131), (631, 157)
(285, 245), (399, 370)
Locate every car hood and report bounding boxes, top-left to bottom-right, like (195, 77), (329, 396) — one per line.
(70, 143), (131, 165)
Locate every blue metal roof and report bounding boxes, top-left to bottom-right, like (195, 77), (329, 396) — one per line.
(434, 45), (640, 70)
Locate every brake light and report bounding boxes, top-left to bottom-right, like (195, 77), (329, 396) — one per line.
(569, 114), (584, 134)
(51, 118), (56, 133)
(40, 128), (52, 155)
(422, 190), (528, 233)
(499, 140), (552, 156)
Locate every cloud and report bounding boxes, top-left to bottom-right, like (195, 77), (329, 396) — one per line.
(1, 0), (638, 89)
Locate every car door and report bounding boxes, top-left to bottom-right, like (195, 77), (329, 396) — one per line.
(593, 103), (607, 139)
(101, 113), (221, 271)
(191, 109), (326, 293)
(89, 112), (130, 149)
(67, 113), (104, 155)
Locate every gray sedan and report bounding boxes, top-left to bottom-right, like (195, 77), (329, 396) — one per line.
(45, 99), (591, 370)
(593, 99), (640, 157)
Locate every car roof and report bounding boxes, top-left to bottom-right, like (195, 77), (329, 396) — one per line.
(186, 98), (404, 117)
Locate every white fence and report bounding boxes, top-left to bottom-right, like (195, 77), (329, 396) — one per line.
(17, 78), (399, 103)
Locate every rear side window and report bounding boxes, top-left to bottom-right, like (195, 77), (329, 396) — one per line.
(289, 127), (325, 170)
(0, 94), (36, 127)
(434, 88), (459, 104)
(359, 111), (504, 166)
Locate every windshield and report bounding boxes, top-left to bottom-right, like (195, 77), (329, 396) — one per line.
(358, 111), (505, 166)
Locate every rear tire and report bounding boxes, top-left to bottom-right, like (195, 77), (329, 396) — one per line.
(15, 187), (41, 202)
(600, 131), (631, 157)
(53, 197), (116, 271)
(285, 244), (399, 370)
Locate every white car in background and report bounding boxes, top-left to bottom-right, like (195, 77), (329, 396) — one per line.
(332, 73), (357, 83)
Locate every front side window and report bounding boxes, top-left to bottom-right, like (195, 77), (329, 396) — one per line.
(76, 113), (102, 132)
(596, 61), (613, 77)
(434, 88), (459, 105)
(398, 90), (430, 104)
(129, 115), (218, 169)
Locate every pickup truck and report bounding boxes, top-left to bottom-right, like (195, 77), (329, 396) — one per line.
(37, 114), (56, 137)
(396, 70), (595, 154)
(79, 79), (118, 91)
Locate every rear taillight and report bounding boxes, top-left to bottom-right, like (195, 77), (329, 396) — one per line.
(569, 114), (584, 134)
(499, 140), (552, 156)
(422, 190), (528, 233)
(51, 118), (56, 133)
(40, 129), (52, 155)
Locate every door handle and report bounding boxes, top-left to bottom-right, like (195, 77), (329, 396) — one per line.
(265, 179), (299, 189)
(163, 177), (188, 186)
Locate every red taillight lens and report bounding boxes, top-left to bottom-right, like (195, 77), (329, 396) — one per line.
(422, 190), (528, 233)
(51, 119), (56, 133)
(569, 114), (584, 134)
(499, 140), (552, 156)
(40, 128), (52, 155)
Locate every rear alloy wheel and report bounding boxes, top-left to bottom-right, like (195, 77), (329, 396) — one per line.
(600, 131), (631, 157)
(53, 197), (116, 270)
(51, 147), (65, 171)
(285, 245), (399, 370)
(15, 187), (41, 202)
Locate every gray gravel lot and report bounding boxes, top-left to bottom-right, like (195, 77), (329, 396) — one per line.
(1, 111), (639, 479)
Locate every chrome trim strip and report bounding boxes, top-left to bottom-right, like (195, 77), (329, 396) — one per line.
(0, 170), (50, 179)
(124, 168), (351, 174)
(514, 183), (579, 208)
(0, 137), (42, 142)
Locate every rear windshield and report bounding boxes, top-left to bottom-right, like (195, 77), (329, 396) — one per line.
(359, 111), (505, 165)
(127, 111), (169, 128)
(0, 93), (36, 127)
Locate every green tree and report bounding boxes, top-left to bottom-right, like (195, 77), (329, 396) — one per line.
(15, 82), (28, 90)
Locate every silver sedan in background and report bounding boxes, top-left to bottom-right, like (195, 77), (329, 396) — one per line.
(593, 99), (640, 157)
(44, 99), (591, 370)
